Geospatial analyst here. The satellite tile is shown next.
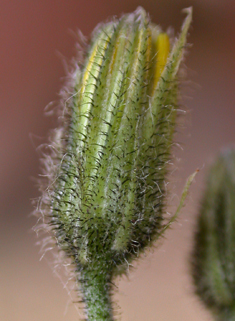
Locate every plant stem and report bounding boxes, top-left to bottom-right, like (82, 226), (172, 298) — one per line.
(80, 268), (114, 321)
(216, 306), (235, 321)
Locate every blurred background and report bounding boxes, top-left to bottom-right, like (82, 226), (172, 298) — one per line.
(1, 0), (235, 320)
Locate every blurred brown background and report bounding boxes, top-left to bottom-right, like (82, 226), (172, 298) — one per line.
(1, 0), (235, 320)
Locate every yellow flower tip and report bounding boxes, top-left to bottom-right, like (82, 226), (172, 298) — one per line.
(155, 33), (170, 86)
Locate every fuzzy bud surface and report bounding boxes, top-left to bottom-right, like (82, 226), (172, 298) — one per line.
(38, 7), (192, 320)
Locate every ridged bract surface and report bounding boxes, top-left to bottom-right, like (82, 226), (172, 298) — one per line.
(192, 149), (235, 321)
(38, 6), (192, 320)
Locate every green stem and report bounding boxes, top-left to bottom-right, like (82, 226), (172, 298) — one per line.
(80, 268), (114, 321)
(215, 306), (235, 321)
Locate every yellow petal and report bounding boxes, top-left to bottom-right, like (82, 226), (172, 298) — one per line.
(154, 33), (170, 86)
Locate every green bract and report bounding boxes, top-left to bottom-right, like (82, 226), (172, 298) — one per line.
(192, 149), (235, 321)
(38, 7), (192, 320)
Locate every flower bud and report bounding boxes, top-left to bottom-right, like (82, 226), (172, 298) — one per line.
(192, 149), (235, 321)
(38, 6), (192, 320)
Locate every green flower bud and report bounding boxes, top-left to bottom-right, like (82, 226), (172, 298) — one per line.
(192, 149), (235, 321)
(37, 7), (192, 320)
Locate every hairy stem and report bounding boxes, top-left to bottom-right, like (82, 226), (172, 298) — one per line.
(80, 268), (114, 321)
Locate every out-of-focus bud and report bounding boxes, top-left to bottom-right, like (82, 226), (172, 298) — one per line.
(192, 149), (235, 321)
(38, 7), (192, 320)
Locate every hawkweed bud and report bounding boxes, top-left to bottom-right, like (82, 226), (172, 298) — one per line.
(37, 7), (192, 320)
(192, 149), (235, 321)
